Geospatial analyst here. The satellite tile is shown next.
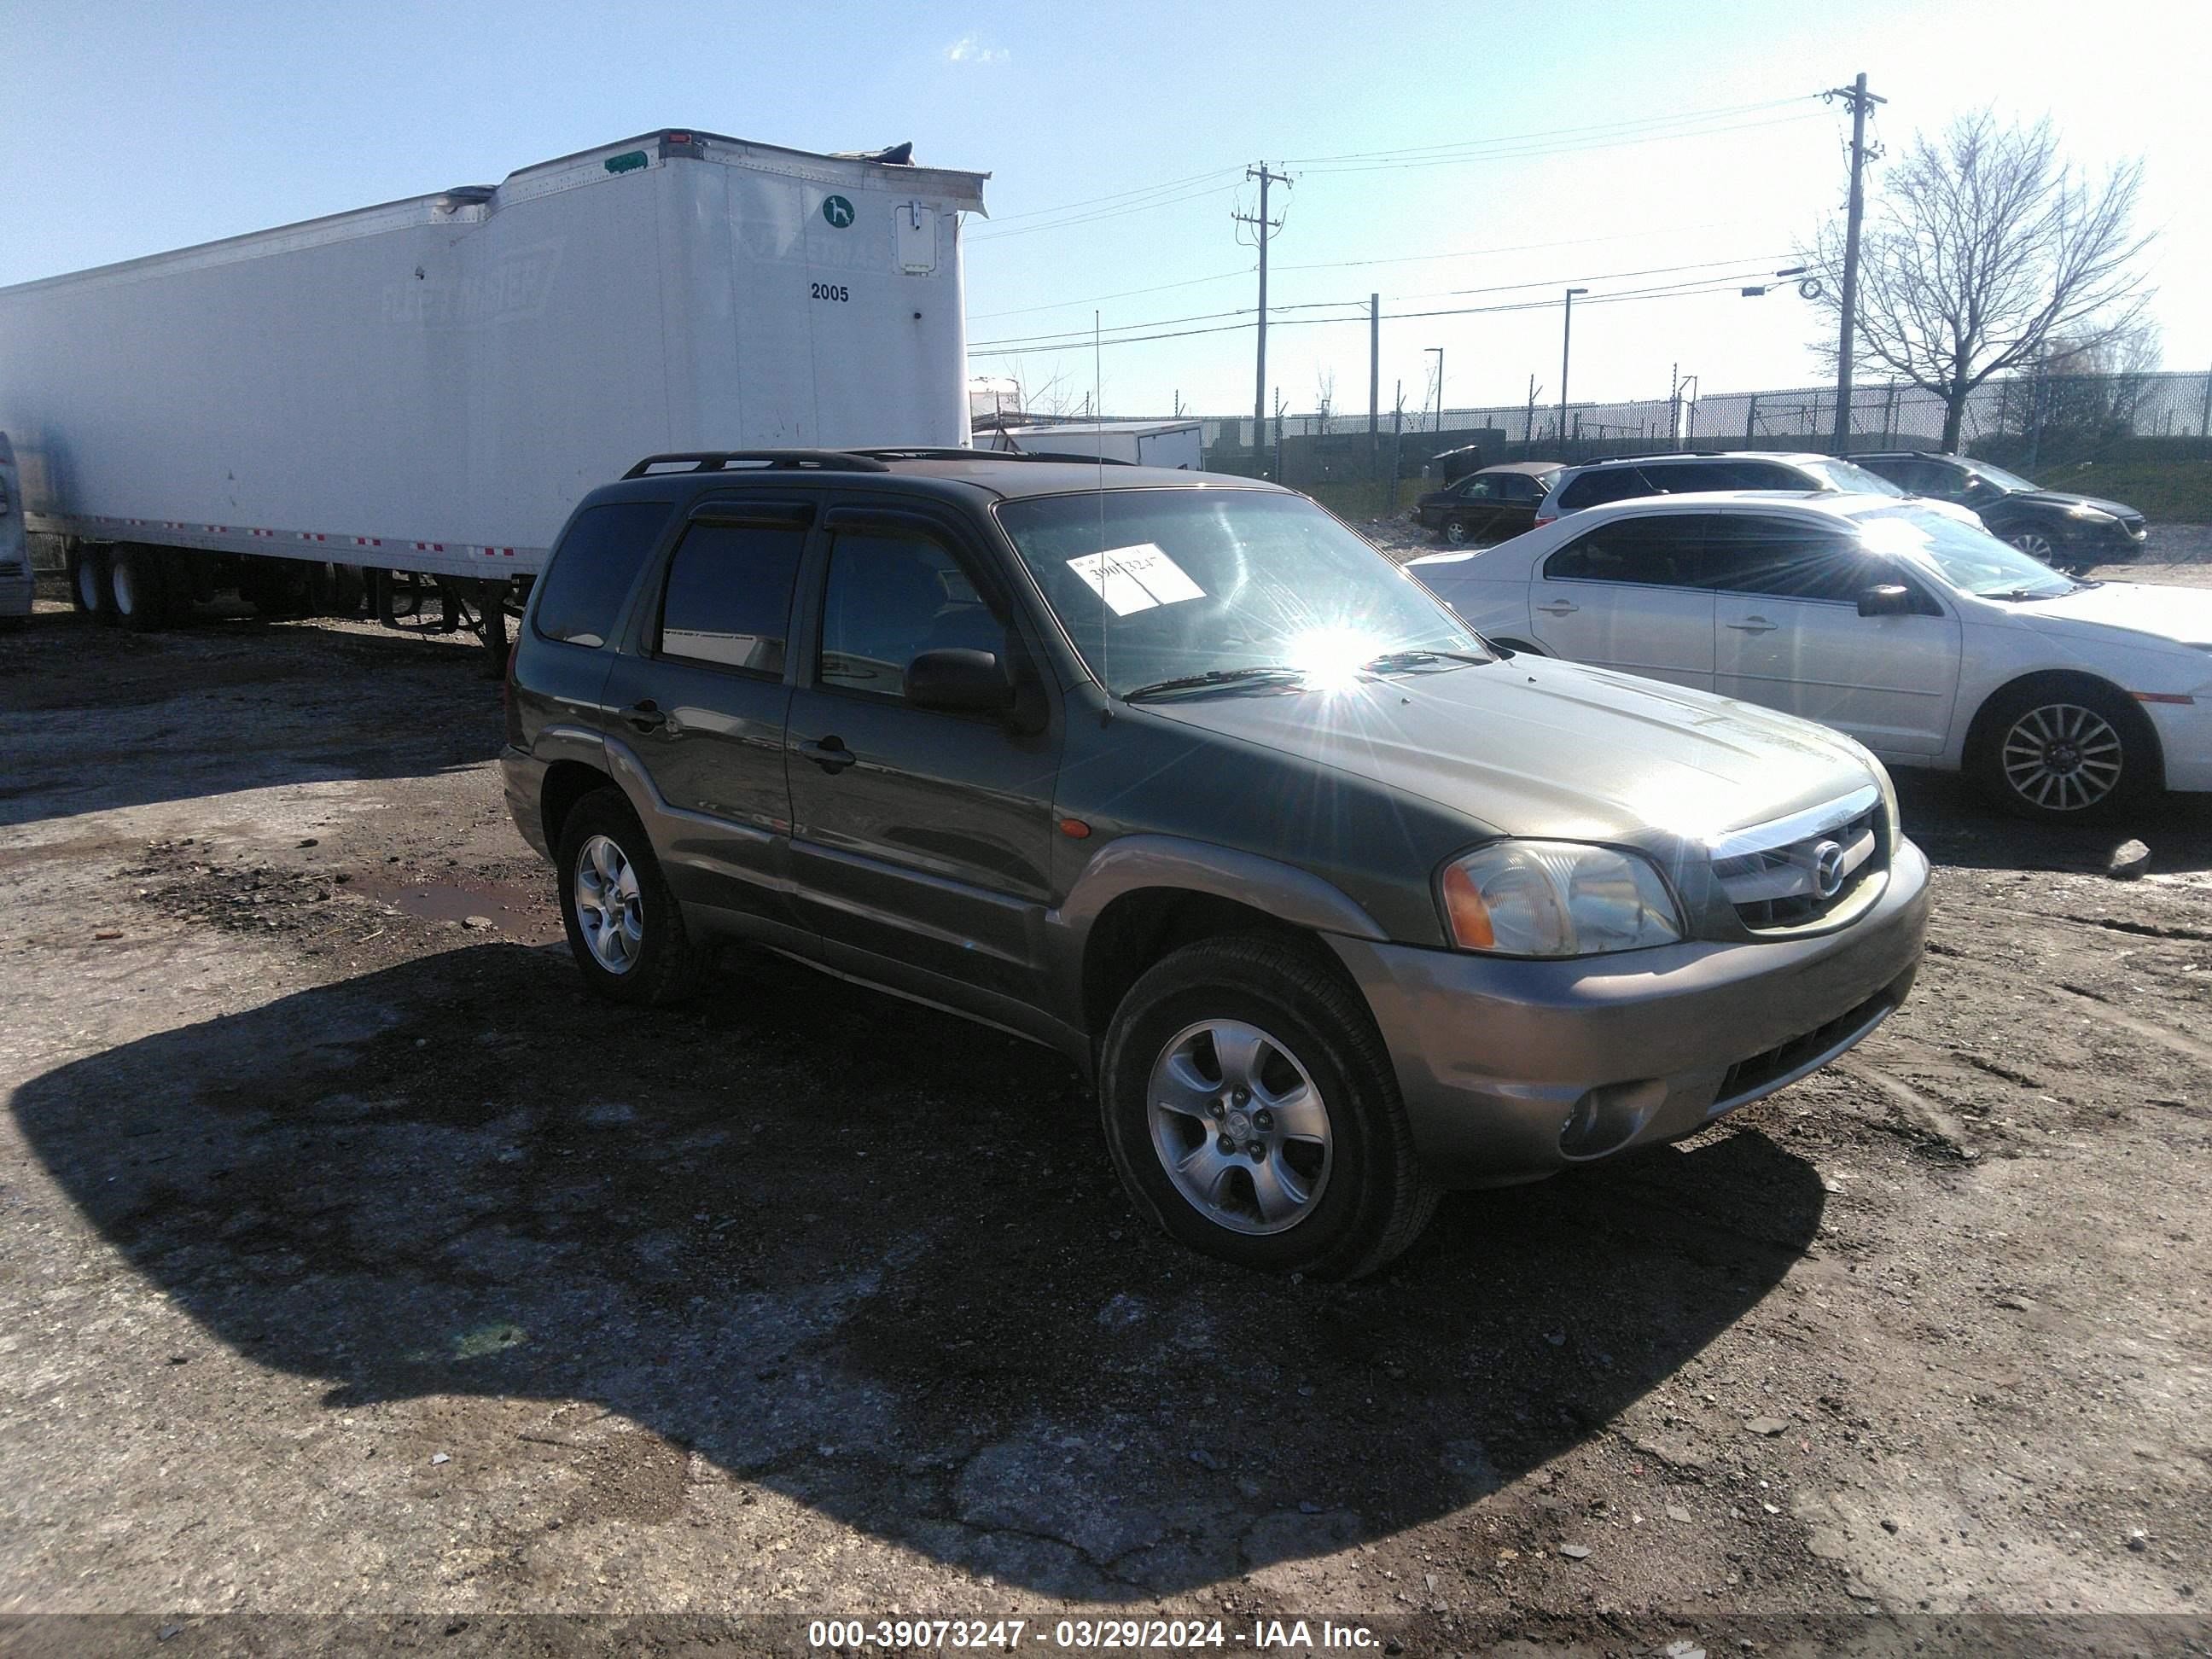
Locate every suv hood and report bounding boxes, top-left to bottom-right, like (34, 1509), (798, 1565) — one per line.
(2007, 581), (2212, 649)
(1142, 656), (1879, 845)
(2008, 489), (2139, 518)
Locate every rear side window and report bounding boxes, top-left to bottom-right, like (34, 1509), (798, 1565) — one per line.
(533, 502), (670, 648)
(1544, 515), (1708, 588)
(1557, 467), (1655, 511)
(656, 521), (806, 676)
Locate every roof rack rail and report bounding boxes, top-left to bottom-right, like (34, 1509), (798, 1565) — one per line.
(622, 450), (892, 479)
(852, 445), (1137, 466)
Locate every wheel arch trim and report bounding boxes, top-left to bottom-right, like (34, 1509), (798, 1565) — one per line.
(1046, 833), (1388, 1032)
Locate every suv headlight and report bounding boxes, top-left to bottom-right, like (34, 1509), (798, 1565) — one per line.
(2067, 504), (2116, 523)
(1439, 840), (1682, 957)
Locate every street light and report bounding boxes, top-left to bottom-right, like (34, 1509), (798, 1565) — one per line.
(1557, 288), (1588, 445)
(1425, 346), (1444, 433)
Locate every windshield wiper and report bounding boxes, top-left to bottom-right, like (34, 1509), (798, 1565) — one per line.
(1364, 649), (1491, 672)
(1122, 665), (1307, 702)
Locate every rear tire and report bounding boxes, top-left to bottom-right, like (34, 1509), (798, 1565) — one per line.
(1969, 676), (2153, 824)
(109, 544), (172, 632)
(69, 544), (114, 622)
(1099, 934), (1437, 1278)
(555, 788), (706, 1007)
(1441, 516), (1470, 545)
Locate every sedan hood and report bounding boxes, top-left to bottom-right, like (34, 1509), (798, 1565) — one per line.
(2010, 581), (2212, 649)
(1143, 656), (1880, 845)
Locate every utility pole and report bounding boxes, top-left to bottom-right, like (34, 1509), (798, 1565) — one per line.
(1826, 73), (1886, 451)
(1234, 163), (1291, 451)
(1558, 288), (1588, 446)
(1368, 294), (1380, 478)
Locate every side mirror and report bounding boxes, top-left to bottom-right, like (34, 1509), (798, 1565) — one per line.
(905, 648), (1012, 713)
(1856, 584), (1915, 617)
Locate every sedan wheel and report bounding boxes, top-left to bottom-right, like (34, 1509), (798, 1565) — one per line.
(1147, 1018), (1332, 1235)
(2000, 702), (2124, 815)
(2008, 529), (2058, 564)
(1970, 678), (2150, 824)
(1442, 517), (1470, 545)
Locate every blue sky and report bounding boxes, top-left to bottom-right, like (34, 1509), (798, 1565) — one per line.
(3, 0), (2203, 418)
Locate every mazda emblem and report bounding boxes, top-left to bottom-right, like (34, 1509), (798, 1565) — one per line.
(1812, 839), (1847, 899)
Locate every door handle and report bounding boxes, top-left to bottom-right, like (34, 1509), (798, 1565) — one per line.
(623, 699), (668, 732)
(797, 736), (857, 774)
(1726, 618), (1778, 634)
(1536, 600), (1579, 615)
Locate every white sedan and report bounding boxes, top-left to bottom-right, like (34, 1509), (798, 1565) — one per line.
(1407, 491), (2212, 822)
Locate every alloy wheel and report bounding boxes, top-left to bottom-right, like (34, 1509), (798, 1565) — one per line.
(573, 833), (643, 973)
(2000, 701), (2124, 813)
(1444, 518), (1469, 544)
(1147, 1018), (1332, 1235)
(2009, 530), (2058, 563)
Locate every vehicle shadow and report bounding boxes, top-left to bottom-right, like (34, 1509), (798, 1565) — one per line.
(0, 609), (499, 830)
(9, 941), (1824, 1598)
(1895, 768), (2212, 876)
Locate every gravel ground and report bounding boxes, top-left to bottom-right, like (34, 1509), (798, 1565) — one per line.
(2, 577), (2209, 1656)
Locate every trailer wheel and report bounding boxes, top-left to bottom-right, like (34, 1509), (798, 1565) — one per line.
(110, 544), (173, 632)
(330, 563), (366, 618)
(70, 544), (114, 621)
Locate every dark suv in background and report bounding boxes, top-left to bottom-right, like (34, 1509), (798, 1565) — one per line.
(1852, 451), (2148, 573)
(501, 448), (1926, 1277)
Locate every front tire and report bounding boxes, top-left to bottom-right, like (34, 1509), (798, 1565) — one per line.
(2007, 528), (2060, 567)
(555, 788), (705, 1006)
(1099, 934), (1436, 1278)
(1969, 678), (2152, 824)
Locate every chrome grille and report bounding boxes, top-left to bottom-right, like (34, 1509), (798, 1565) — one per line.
(1709, 785), (1887, 933)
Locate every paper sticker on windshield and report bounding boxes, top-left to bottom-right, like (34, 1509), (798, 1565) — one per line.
(1066, 544), (1206, 616)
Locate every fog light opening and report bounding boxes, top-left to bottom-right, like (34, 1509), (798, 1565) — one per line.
(1558, 1080), (1666, 1161)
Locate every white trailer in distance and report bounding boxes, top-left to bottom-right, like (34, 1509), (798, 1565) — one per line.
(0, 129), (987, 653)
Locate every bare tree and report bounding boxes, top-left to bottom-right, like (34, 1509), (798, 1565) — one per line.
(1805, 112), (2155, 450)
(1313, 366), (1336, 423)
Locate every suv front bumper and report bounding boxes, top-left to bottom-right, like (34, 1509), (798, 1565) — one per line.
(1328, 839), (1931, 1186)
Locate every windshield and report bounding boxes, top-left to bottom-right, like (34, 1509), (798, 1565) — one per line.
(1851, 504), (2077, 598)
(995, 488), (1489, 697)
(1963, 459), (2040, 494)
(1798, 457), (1906, 496)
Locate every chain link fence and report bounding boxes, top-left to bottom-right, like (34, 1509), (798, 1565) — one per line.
(1046, 369), (2212, 485)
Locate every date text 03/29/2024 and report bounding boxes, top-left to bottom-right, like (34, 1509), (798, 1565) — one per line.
(805, 1619), (1384, 1650)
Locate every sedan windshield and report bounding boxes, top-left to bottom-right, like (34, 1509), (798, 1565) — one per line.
(996, 488), (1489, 697)
(1798, 457), (1906, 496)
(1851, 504), (2078, 599)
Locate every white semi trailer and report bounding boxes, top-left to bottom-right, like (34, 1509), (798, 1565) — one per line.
(0, 129), (987, 645)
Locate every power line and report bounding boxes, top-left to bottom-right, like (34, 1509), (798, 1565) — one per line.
(965, 95), (1827, 243)
(969, 255), (1796, 350)
(1278, 96), (1816, 166)
(967, 270), (1807, 357)
(966, 220), (1779, 324)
